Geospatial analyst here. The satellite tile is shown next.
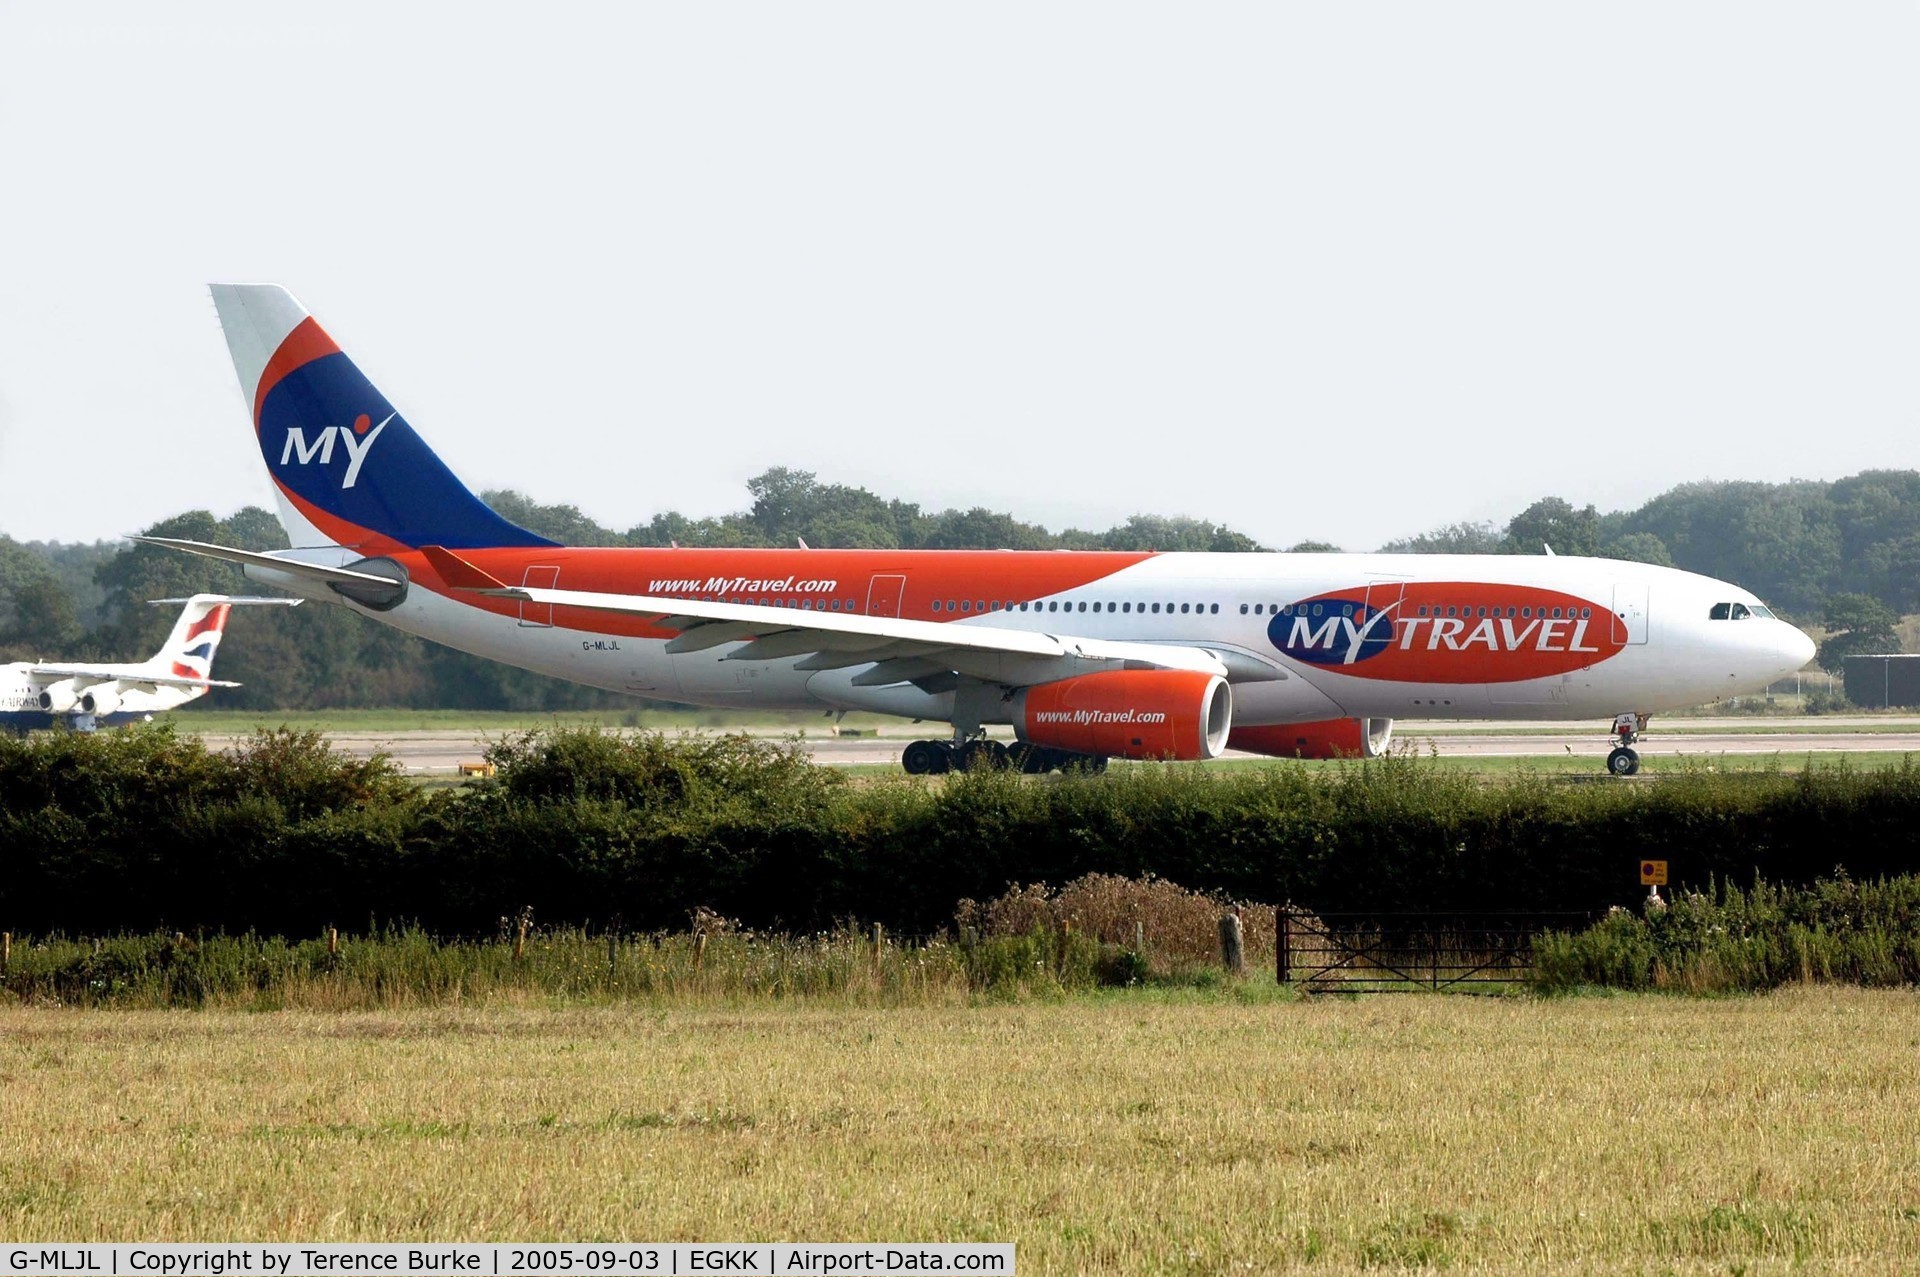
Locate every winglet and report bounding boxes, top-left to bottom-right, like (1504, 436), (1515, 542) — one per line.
(420, 545), (509, 590)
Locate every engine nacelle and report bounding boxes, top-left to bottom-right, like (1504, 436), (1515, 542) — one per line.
(1228, 717), (1393, 760)
(77, 686), (123, 716)
(37, 681), (79, 713)
(1013, 670), (1232, 761)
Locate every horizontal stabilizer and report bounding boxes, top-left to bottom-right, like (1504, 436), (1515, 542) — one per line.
(148, 596), (304, 607)
(30, 665), (241, 690)
(131, 537), (405, 587)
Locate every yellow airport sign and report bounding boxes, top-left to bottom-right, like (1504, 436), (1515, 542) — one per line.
(1640, 859), (1668, 886)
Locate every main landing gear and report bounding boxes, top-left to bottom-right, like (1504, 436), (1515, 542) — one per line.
(900, 739), (1108, 775)
(1606, 713), (1650, 777)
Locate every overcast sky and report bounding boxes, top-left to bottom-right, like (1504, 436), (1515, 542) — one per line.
(1, 2), (1915, 551)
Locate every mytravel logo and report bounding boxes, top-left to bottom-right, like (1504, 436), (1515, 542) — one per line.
(1032, 708), (1169, 726)
(276, 412), (394, 489)
(1269, 584), (1626, 683)
(1274, 599), (1400, 667)
(648, 575), (841, 596)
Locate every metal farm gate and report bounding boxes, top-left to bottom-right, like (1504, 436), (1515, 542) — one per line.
(1276, 908), (1590, 994)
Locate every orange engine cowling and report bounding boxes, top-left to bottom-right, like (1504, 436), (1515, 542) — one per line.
(1013, 670), (1232, 761)
(1228, 717), (1393, 760)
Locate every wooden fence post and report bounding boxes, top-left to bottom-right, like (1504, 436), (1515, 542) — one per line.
(1276, 907), (1291, 986)
(1219, 910), (1245, 977)
(871, 922), (884, 978)
(1133, 920), (1145, 954)
(514, 915), (529, 961)
(328, 927), (339, 957)
(694, 930), (708, 976)
(2, 932), (9, 973)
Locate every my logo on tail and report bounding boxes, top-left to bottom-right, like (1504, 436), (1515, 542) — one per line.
(277, 412), (394, 489)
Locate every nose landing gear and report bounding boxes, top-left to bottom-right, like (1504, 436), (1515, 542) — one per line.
(1606, 713), (1649, 776)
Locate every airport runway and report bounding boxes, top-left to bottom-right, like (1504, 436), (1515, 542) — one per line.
(195, 717), (1920, 774)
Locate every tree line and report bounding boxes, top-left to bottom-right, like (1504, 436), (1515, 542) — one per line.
(2, 467), (1915, 708)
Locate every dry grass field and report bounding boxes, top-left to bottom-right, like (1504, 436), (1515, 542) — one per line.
(3, 991), (1918, 1273)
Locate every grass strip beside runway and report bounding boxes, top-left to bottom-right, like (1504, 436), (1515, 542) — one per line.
(1, 991), (1915, 1272)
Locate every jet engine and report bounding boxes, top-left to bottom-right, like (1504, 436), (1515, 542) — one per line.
(1228, 718), (1393, 760)
(1013, 670), (1232, 761)
(77, 686), (123, 716)
(37, 681), (79, 713)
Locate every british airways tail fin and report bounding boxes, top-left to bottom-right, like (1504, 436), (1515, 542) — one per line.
(142, 594), (300, 680)
(145, 594), (235, 681)
(207, 284), (556, 552)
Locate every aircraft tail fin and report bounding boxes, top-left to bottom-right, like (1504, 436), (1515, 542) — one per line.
(146, 595), (236, 682)
(143, 594), (301, 681)
(207, 284), (557, 553)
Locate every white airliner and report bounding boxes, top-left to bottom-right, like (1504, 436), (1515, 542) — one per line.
(143, 284), (1815, 775)
(0, 594), (297, 732)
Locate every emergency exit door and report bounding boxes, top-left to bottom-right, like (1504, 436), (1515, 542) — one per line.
(867, 574), (906, 618)
(1611, 583), (1649, 645)
(519, 565), (561, 627)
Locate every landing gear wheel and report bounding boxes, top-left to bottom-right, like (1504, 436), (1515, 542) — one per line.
(956, 739), (1011, 771)
(902, 740), (952, 775)
(1607, 746), (1640, 777)
(1008, 742), (1050, 774)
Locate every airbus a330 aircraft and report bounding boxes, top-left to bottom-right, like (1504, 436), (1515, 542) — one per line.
(144, 284), (1814, 775)
(0, 594), (296, 732)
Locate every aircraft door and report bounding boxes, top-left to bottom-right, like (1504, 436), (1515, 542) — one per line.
(1611, 583), (1650, 645)
(519, 566), (560, 627)
(1362, 577), (1407, 645)
(867, 574), (906, 618)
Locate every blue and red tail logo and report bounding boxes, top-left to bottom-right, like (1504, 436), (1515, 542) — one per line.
(1270, 584), (1625, 682)
(253, 318), (554, 551)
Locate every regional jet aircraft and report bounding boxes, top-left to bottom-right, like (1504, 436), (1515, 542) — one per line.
(142, 285), (1815, 775)
(0, 594), (297, 731)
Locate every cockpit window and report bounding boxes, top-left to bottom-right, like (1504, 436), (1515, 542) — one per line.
(1709, 601), (1765, 620)
(1730, 603), (1752, 620)
(1751, 605), (1775, 619)
(1709, 603), (1731, 620)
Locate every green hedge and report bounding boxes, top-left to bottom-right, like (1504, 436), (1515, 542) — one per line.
(1534, 874), (1920, 993)
(4, 727), (1920, 936)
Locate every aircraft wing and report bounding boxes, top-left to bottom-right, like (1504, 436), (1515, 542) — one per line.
(510, 585), (1227, 671)
(28, 665), (240, 689)
(417, 548), (1246, 686)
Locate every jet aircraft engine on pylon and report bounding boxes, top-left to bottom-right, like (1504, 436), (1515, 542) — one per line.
(1228, 718), (1394, 761)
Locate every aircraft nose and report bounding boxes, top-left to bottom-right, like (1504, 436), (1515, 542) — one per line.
(1781, 622), (1816, 673)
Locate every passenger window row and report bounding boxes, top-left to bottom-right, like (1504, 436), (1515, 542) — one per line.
(1410, 604), (1593, 621)
(929, 599), (1224, 616)
(709, 597), (858, 611)
(1238, 601), (1595, 621)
